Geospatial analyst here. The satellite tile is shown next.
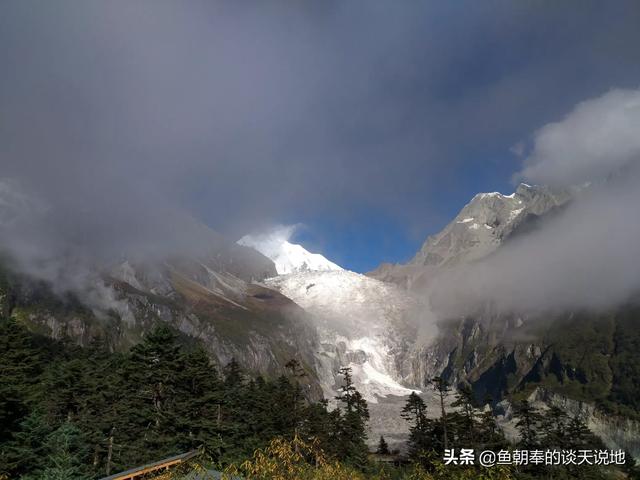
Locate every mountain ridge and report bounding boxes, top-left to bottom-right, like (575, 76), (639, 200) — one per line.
(368, 183), (574, 288)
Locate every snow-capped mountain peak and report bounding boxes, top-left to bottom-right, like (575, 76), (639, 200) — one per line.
(238, 226), (343, 275)
(268, 240), (343, 275)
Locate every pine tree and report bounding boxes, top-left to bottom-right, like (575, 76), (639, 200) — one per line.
(223, 358), (244, 389)
(36, 422), (91, 480)
(174, 346), (221, 454)
(558, 415), (606, 480)
(335, 367), (369, 468)
(270, 375), (296, 438)
(1, 411), (52, 477)
(74, 339), (123, 476)
(565, 414), (604, 450)
(401, 391), (432, 461)
(40, 356), (91, 423)
(335, 367), (369, 420)
(301, 399), (334, 454)
(376, 436), (390, 455)
(512, 399), (542, 448)
(285, 359), (307, 440)
(540, 405), (569, 448)
(451, 384), (477, 446)
(218, 358), (250, 463)
(117, 325), (186, 465)
(431, 376), (450, 451)
(477, 408), (506, 450)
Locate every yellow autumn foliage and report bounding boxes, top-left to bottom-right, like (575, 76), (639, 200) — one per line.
(221, 436), (515, 480)
(222, 435), (366, 480)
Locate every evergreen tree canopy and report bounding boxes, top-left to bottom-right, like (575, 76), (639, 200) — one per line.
(376, 435), (390, 455)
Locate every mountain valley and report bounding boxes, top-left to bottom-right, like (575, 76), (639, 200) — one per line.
(1, 180), (639, 457)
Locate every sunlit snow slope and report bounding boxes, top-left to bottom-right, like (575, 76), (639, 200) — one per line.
(238, 231), (342, 275)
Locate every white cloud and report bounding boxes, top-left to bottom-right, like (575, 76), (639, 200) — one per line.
(238, 224), (301, 260)
(517, 88), (640, 186)
(509, 141), (525, 157)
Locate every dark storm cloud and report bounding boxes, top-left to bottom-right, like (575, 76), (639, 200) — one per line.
(1, 0), (640, 263)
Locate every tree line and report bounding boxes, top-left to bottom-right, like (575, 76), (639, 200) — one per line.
(0, 319), (370, 479)
(0, 317), (637, 479)
(395, 380), (637, 479)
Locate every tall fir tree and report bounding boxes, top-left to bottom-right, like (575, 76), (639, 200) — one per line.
(285, 358), (307, 440)
(0, 411), (52, 477)
(477, 408), (506, 450)
(540, 405), (569, 448)
(401, 391), (433, 461)
(376, 435), (390, 455)
(117, 325), (187, 465)
(31, 422), (91, 480)
(431, 376), (450, 451)
(513, 399), (542, 448)
(335, 366), (369, 469)
(174, 346), (221, 454)
(451, 384), (477, 446)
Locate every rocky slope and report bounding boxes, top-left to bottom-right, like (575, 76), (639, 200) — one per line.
(0, 256), (322, 393)
(369, 183), (573, 289)
(362, 182), (582, 395)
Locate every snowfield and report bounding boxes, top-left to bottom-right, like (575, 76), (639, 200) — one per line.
(238, 233), (342, 275)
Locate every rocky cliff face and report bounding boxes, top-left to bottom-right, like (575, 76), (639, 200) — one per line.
(0, 252), (324, 398)
(532, 389), (640, 459)
(494, 387), (640, 459)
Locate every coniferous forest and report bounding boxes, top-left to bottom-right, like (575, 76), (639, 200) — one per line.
(1, 317), (637, 479)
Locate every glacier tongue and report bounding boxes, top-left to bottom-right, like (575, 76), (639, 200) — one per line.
(265, 270), (422, 403)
